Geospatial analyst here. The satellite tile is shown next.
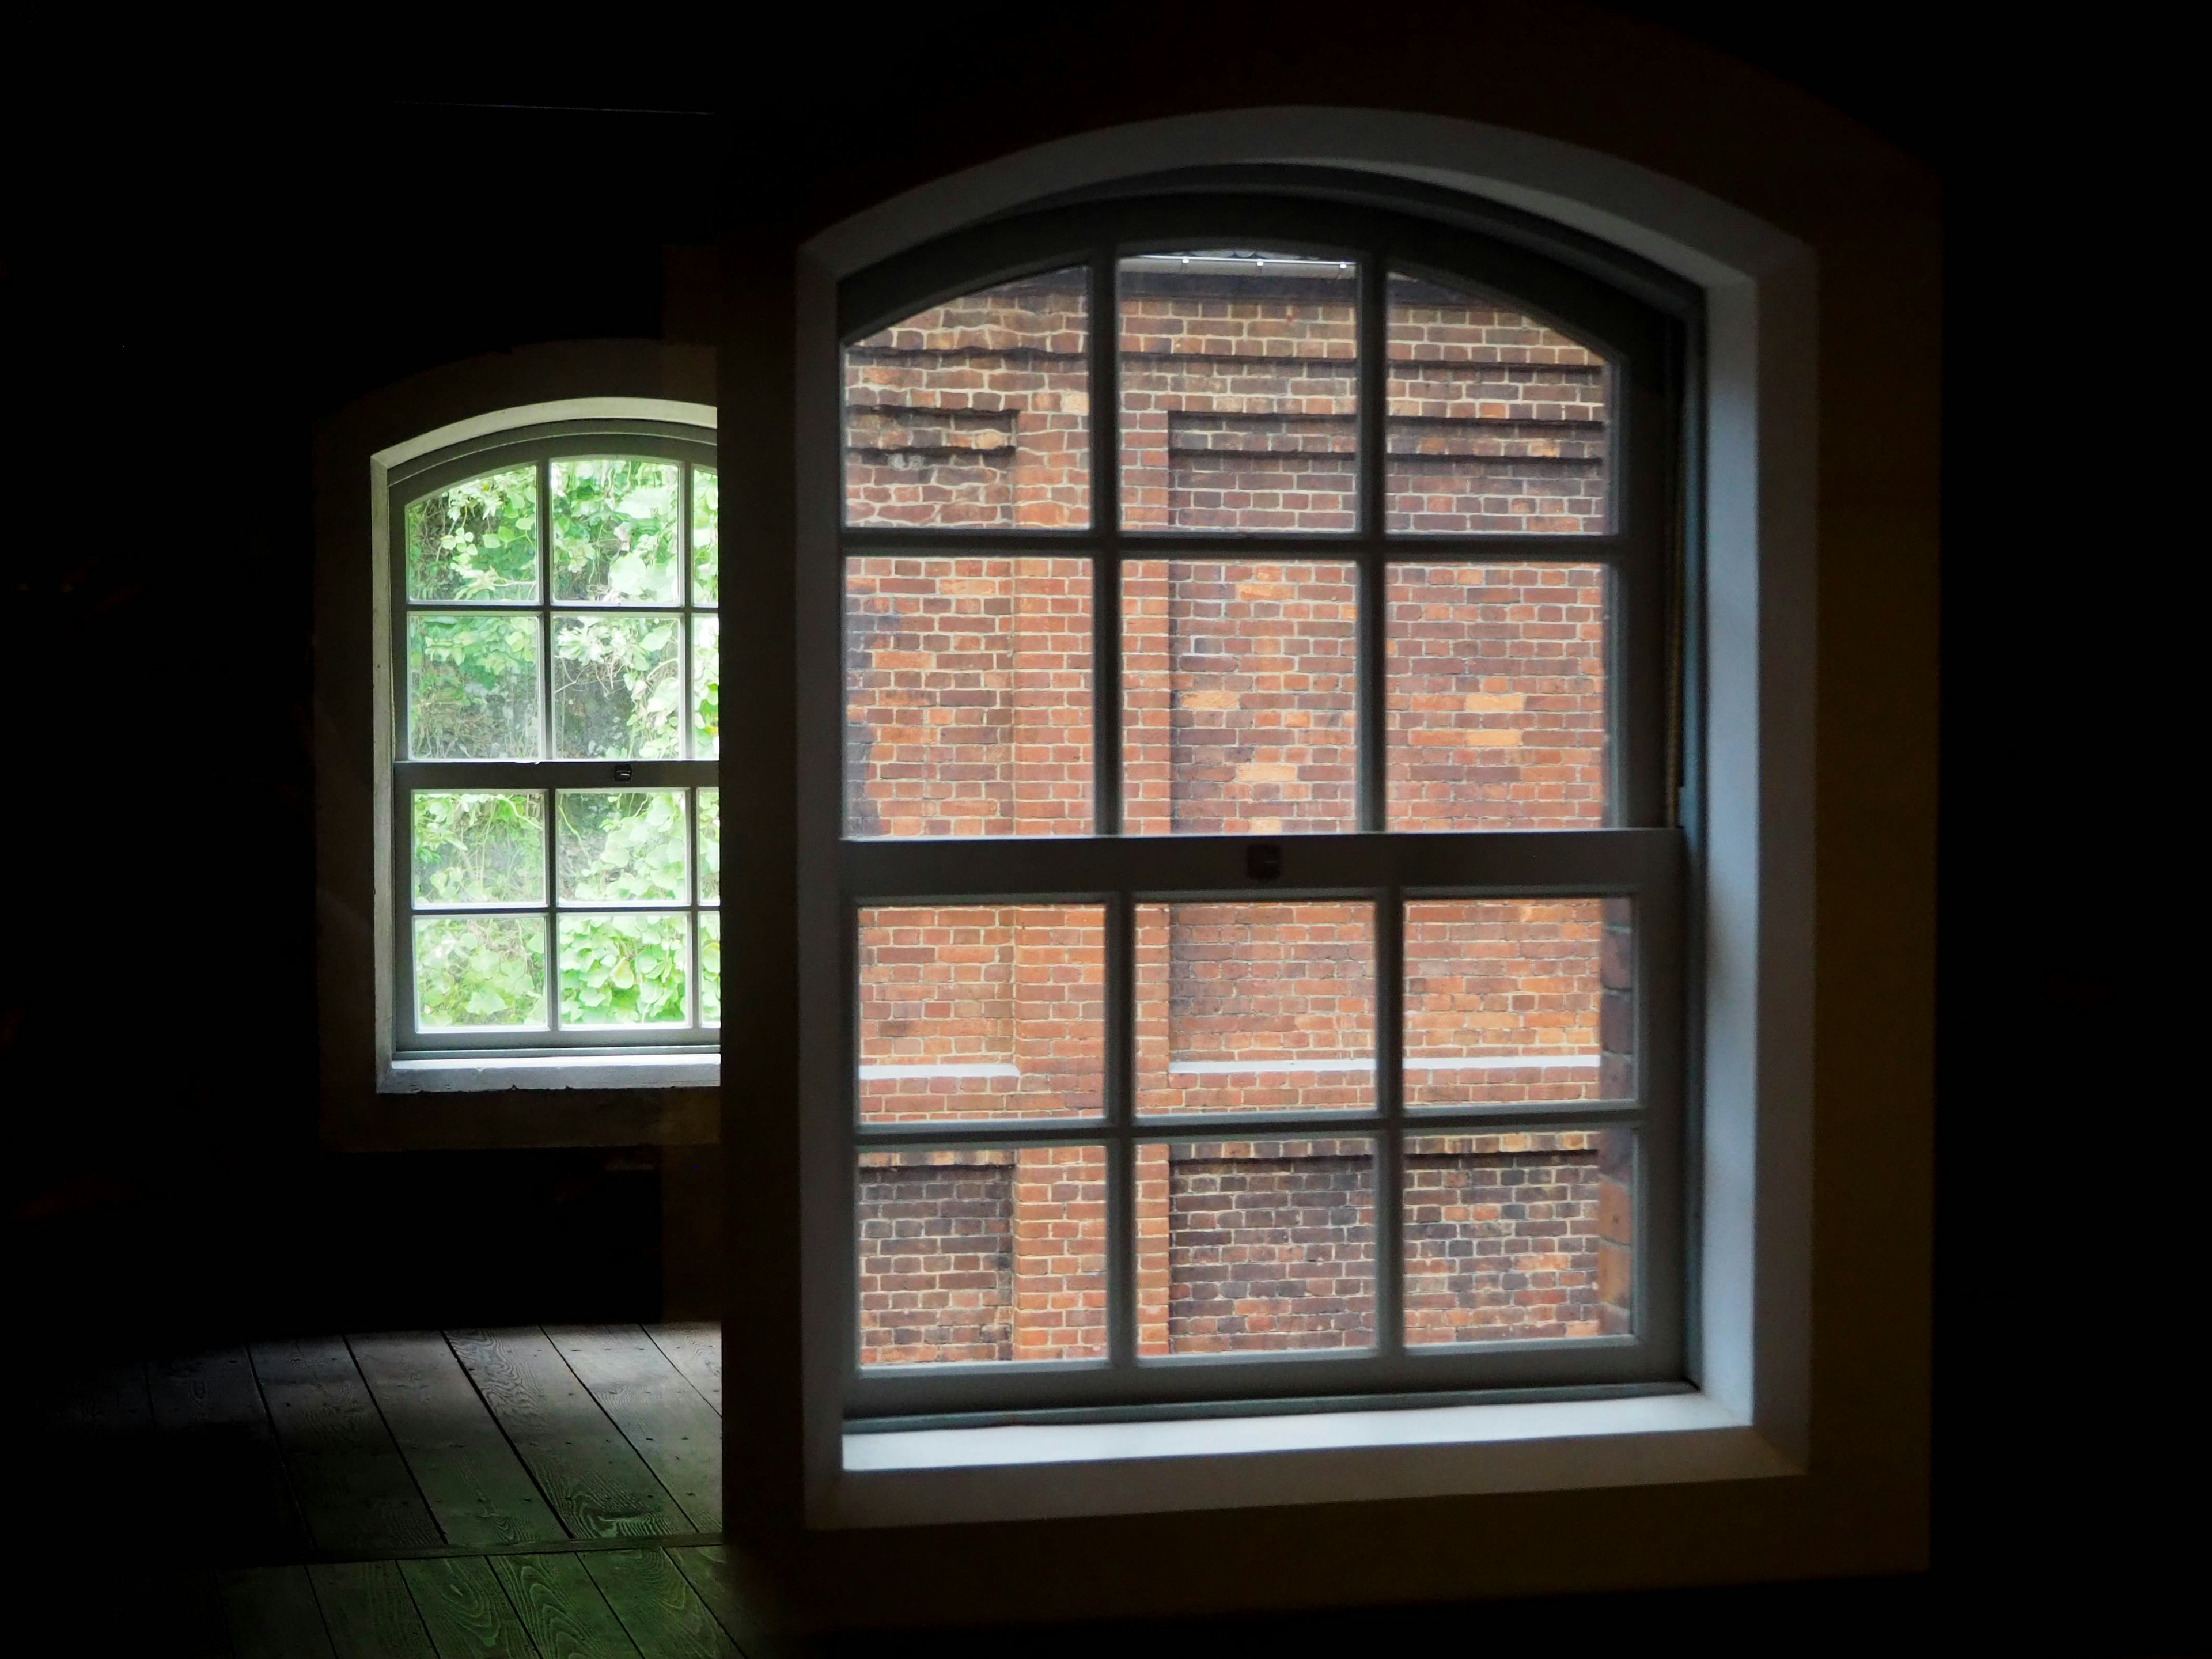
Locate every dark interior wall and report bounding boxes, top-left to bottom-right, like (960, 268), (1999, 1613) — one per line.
(1, 102), (723, 1344)
(0, 7), (2181, 1644)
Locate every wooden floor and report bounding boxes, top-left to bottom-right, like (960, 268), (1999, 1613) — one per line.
(32, 1324), (764, 1657)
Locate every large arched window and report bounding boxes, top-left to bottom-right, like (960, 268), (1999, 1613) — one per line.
(813, 185), (1692, 1421)
(385, 421), (721, 1062)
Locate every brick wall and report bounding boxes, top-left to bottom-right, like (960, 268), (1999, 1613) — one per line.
(855, 1145), (1108, 1365)
(857, 905), (1105, 1122)
(1403, 1129), (1632, 1342)
(847, 263), (1630, 1370)
(843, 262), (1609, 539)
(1139, 1138), (1376, 1354)
(844, 557), (1093, 838)
(843, 270), (1092, 529)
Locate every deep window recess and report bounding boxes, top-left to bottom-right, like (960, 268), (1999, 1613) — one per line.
(389, 425), (721, 1056)
(832, 195), (1687, 1422)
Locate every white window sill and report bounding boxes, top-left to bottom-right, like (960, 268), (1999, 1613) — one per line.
(826, 1391), (1796, 1528)
(380, 1053), (719, 1093)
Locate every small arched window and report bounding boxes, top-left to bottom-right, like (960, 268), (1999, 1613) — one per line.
(813, 184), (1690, 1422)
(387, 422), (721, 1058)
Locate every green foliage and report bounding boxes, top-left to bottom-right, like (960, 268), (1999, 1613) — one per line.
(696, 789), (721, 902)
(556, 790), (688, 902)
(552, 459), (682, 604)
(692, 467), (719, 603)
(408, 613), (541, 758)
(413, 791), (545, 904)
(552, 615), (683, 758)
(407, 468), (538, 603)
(415, 915), (547, 1028)
(692, 616), (720, 757)
(402, 456), (717, 1037)
(558, 912), (689, 1025)
(698, 912), (722, 1025)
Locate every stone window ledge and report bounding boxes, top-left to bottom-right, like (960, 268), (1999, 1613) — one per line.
(827, 1391), (1796, 1527)
(381, 1053), (719, 1093)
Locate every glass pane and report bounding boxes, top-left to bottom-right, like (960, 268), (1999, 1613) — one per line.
(1135, 902), (1375, 1116)
(1403, 899), (1630, 1107)
(1135, 1138), (1375, 1355)
(1404, 1128), (1633, 1342)
(691, 465), (719, 605)
(556, 911), (690, 1027)
(692, 614), (719, 759)
(551, 613), (683, 759)
(555, 790), (688, 905)
(413, 914), (547, 1031)
(1119, 251), (1357, 532)
(857, 1145), (1108, 1365)
(551, 458), (684, 604)
(407, 613), (541, 760)
(857, 905), (1105, 1123)
(695, 787), (720, 903)
(844, 267), (1090, 529)
(844, 558), (1093, 838)
(1387, 563), (1608, 829)
(1122, 561), (1357, 835)
(406, 467), (538, 603)
(698, 912), (721, 1027)
(1387, 273), (1611, 533)
(410, 791), (545, 907)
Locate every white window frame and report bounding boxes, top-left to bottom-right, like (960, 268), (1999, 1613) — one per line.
(377, 415), (722, 1080)
(789, 112), (1815, 1528)
(312, 344), (722, 1151)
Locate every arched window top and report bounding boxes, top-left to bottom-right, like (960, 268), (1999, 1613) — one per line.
(837, 190), (1661, 547)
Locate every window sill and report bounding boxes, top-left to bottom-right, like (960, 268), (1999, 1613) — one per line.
(381, 1053), (719, 1093)
(826, 1389), (1796, 1527)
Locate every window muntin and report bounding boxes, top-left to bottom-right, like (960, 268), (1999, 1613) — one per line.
(390, 432), (718, 1054)
(831, 198), (1680, 1419)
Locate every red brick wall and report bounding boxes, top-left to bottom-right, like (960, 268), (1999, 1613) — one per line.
(1135, 902), (1377, 1115)
(1403, 1129), (1632, 1343)
(1387, 276), (1609, 534)
(844, 557), (1092, 838)
(856, 1145), (1109, 1365)
(1139, 1138), (1377, 1355)
(846, 265), (1631, 1369)
(1122, 560), (1361, 835)
(843, 270), (1092, 529)
(856, 905), (1105, 1122)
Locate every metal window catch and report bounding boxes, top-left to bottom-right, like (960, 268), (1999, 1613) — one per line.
(612, 765), (634, 782)
(1245, 843), (1282, 881)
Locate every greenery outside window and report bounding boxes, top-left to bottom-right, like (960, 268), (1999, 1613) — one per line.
(388, 423), (721, 1059)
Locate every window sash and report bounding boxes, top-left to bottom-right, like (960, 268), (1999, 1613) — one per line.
(823, 198), (1689, 1419)
(387, 426), (719, 1055)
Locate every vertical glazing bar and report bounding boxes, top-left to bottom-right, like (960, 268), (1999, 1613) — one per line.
(540, 461), (561, 1036)
(1090, 250), (1123, 836)
(1105, 892), (1135, 1368)
(1373, 888), (1404, 1359)
(1355, 255), (1389, 834)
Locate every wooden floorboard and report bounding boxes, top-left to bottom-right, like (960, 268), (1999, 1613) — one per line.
(668, 1544), (779, 1659)
(351, 1332), (566, 1550)
(253, 1338), (444, 1554)
(222, 1565), (338, 1659)
(310, 1561), (440, 1659)
(584, 1548), (743, 1659)
(646, 1324), (723, 1415)
(446, 1328), (692, 1539)
(490, 1552), (646, 1659)
(36, 1357), (151, 1539)
(150, 1349), (312, 1561)
(548, 1325), (722, 1531)
(399, 1556), (537, 1658)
